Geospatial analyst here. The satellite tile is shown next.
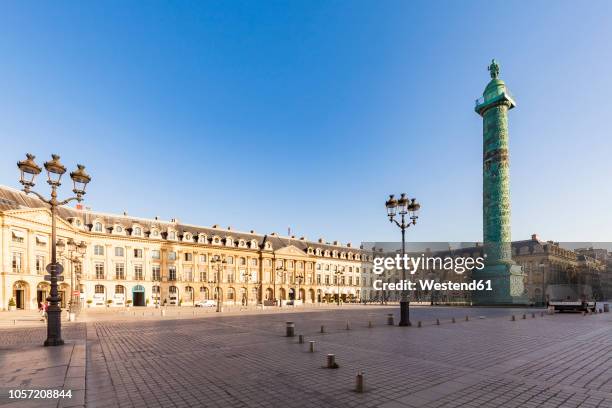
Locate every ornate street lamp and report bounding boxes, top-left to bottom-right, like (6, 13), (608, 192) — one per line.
(295, 272), (304, 305)
(57, 238), (87, 316)
(334, 266), (345, 306)
(17, 153), (91, 346)
(275, 266), (285, 307)
(211, 255), (226, 312)
(385, 193), (420, 326)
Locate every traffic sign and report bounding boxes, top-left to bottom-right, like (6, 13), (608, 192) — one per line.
(72, 290), (80, 296)
(44, 275), (64, 282)
(46, 262), (64, 275)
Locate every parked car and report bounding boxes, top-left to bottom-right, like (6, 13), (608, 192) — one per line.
(194, 300), (217, 308)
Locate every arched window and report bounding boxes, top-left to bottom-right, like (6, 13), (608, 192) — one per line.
(133, 227), (142, 236)
(95, 285), (105, 294)
(169, 286), (178, 294)
(115, 285), (125, 294)
(94, 222), (103, 232)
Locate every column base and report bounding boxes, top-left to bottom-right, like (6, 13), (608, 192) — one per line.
(472, 262), (528, 306)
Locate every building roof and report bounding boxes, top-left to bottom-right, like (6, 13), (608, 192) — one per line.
(0, 185), (367, 256)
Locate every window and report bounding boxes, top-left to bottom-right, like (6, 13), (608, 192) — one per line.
(199, 255), (207, 263)
(152, 285), (160, 294)
(151, 250), (160, 259)
(94, 245), (104, 256)
(11, 252), (22, 272)
(316, 264), (321, 270)
(264, 259), (272, 267)
(325, 276), (330, 285)
(133, 227), (142, 236)
(169, 266), (176, 281)
(226, 256), (234, 265)
(115, 247), (124, 257)
(288, 261), (294, 269)
(325, 264), (330, 271)
(199, 270), (207, 282)
(276, 260), (284, 268)
(168, 231), (176, 240)
(115, 226), (123, 233)
(115, 263), (125, 279)
(36, 236), (47, 247)
(317, 274), (321, 284)
(95, 263), (105, 280)
(297, 262), (303, 270)
(251, 258), (258, 267)
(152, 229), (159, 237)
(184, 252), (193, 262)
(134, 265), (143, 280)
(226, 271), (234, 283)
(348, 276), (352, 286)
(36, 255), (46, 274)
(152, 265), (161, 281)
(134, 249), (143, 258)
(115, 285), (125, 294)
(239, 257), (246, 266)
(168, 251), (177, 261)
(94, 222), (103, 232)
(356, 277), (360, 286)
(184, 267), (193, 281)
(95, 285), (105, 294)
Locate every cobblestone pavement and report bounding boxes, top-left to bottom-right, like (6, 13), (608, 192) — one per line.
(83, 307), (611, 408)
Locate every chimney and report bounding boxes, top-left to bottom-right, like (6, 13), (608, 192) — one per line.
(300, 236), (305, 240)
(212, 224), (219, 228)
(318, 238), (324, 243)
(250, 230), (256, 234)
(271, 232), (277, 236)
(154, 216), (159, 220)
(171, 218), (178, 223)
(227, 226), (232, 230)
(346, 242), (351, 247)
(123, 211), (128, 216)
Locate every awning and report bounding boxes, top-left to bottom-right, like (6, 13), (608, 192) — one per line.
(12, 230), (25, 239)
(36, 235), (48, 245)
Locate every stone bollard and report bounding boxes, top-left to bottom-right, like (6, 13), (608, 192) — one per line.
(387, 314), (394, 325)
(436, 318), (440, 325)
(346, 321), (351, 330)
(522, 314), (526, 320)
(356, 370), (365, 393)
(511, 315), (516, 321)
(540, 311), (544, 317)
(286, 322), (295, 337)
(599, 309), (603, 314)
(320, 325), (326, 333)
(326, 354), (337, 368)
(368, 320), (373, 328)
(298, 334), (304, 344)
(417, 321), (422, 328)
(452, 317), (456, 323)
(465, 316), (469, 321)
(309, 341), (315, 352)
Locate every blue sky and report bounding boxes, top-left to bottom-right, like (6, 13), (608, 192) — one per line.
(1, 1), (611, 244)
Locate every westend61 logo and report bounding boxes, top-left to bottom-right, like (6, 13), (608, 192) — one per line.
(371, 254), (492, 291)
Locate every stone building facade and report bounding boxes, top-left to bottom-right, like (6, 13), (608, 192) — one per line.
(0, 185), (375, 311)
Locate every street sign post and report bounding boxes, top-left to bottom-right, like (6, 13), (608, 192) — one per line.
(44, 275), (64, 282)
(46, 262), (64, 275)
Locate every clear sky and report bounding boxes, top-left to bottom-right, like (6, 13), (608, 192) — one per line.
(1, 1), (611, 245)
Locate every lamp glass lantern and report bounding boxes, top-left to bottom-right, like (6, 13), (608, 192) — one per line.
(397, 193), (409, 215)
(70, 164), (91, 197)
(17, 153), (42, 188)
(44, 154), (67, 186)
(385, 195), (398, 218)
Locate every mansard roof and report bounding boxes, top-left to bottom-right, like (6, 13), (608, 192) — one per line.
(0, 185), (369, 257)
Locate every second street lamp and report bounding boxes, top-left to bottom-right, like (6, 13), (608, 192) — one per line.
(385, 193), (420, 327)
(57, 238), (87, 317)
(334, 266), (344, 306)
(211, 255), (226, 312)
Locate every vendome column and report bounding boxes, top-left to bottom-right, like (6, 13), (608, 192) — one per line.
(473, 59), (527, 305)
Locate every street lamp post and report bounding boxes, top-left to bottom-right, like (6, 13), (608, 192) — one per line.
(275, 266), (285, 307)
(17, 153), (91, 346)
(334, 267), (344, 306)
(539, 263), (547, 307)
(57, 238), (87, 316)
(385, 193), (420, 327)
(295, 272), (304, 305)
(211, 255), (226, 312)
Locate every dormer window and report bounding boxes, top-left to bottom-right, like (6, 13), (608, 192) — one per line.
(225, 237), (234, 247)
(213, 236), (221, 245)
(316, 249), (322, 256)
(74, 219), (82, 227)
(184, 233), (192, 242)
(264, 242), (272, 250)
(324, 250), (330, 257)
(133, 227), (142, 236)
(198, 234), (207, 243)
(115, 226), (123, 233)
(307, 247), (314, 255)
(94, 222), (103, 232)
(238, 239), (246, 248)
(250, 239), (258, 248)
(151, 229), (160, 238)
(168, 231), (176, 240)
